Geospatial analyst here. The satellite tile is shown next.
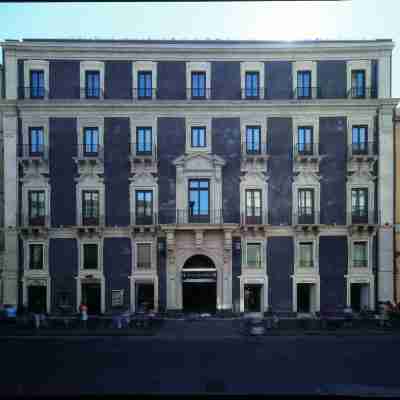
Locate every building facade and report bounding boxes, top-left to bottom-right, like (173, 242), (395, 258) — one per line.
(0, 38), (397, 315)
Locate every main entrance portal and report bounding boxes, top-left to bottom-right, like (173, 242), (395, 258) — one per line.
(182, 255), (217, 313)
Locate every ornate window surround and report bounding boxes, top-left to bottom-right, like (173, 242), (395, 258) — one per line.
(21, 178), (51, 227)
(22, 276), (51, 313)
(24, 239), (49, 275)
(76, 116), (104, 159)
(292, 178), (321, 224)
(185, 116), (212, 154)
(132, 239), (157, 273)
(294, 236), (319, 275)
(239, 275), (269, 313)
(346, 60), (371, 96)
(129, 176), (159, 225)
(240, 117), (267, 154)
(291, 274), (321, 313)
(240, 172), (268, 224)
(240, 61), (265, 99)
(132, 61), (157, 99)
(347, 236), (373, 274)
(346, 182), (375, 225)
(186, 62), (211, 99)
(23, 60), (49, 100)
(292, 116), (319, 156)
(78, 238), (104, 275)
(241, 238), (267, 274)
(79, 61), (105, 99)
(129, 115), (157, 155)
(292, 61), (317, 99)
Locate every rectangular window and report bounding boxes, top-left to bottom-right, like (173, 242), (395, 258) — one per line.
(245, 189), (262, 224)
(83, 244), (98, 269)
(29, 244), (44, 270)
(188, 179), (209, 223)
(191, 127), (206, 148)
(137, 243), (151, 269)
(297, 70), (311, 99)
(135, 190), (153, 225)
(351, 70), (366, 98)
(29, 127), (44, 156)
(83, 127), (99, 156)
(246, 126), (261, 154)
(28, 191), (46, 226)
(82, 190), (99, 225)
(247, 243), (262, 268)
(298, 189), (314, 224)
(353, 242), (368, 267)
(138, 71), (153, 99)
(352, 125), (368, 154)
(245, 71), (259, 98)
(297, 126), (313, 155)
(112, 290), (124, 307)
(351, 188), (368, 223)
(85, 70), (100, 98)
(136, 127), (152, 155)
(191, 71), (206, 99)
(299, 242), (313, 268)
(30, 70), (45, 99)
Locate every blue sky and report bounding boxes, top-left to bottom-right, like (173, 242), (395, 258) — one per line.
(1, 0), (399, 96)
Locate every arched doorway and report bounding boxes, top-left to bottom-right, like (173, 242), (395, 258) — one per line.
(182, 255), (217, 313)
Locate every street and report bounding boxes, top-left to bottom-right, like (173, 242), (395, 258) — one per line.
(1, 335), (400, 396)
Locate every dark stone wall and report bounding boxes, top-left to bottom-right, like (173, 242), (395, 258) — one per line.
(104, 117), (130, 226)
(232, 238), (242, 312)
(157, 238), (167, 311)
(211, 62), (241, 100)
(49, 238), (78, 312)
(157, 61), (186, 100)
(265, 61), (292, 99)
(267, 237), (294, 313)
(319, 236), (347, 311)
(317, 61), (347, 98)
(212, 118), (241, 223)
(49, 60), (80, 99)
(49, 118), (77, 227)
(103, 238), (131, 311)
(268, 117), (293, 225)
(17, 59), (24, 99)
(105, 61), (132, 99)
(157, 117), (186, 223)
(320, 117), (347, 225)
(371, 59), (378, 98)
(18, 237), (24, 309)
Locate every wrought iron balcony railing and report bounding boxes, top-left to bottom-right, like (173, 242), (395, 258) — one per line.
(81, 215), (105, 227)
(80, 88), (104, 99)
(76, 145), (104, 160)
(133, 88), (158, 100)
(240, 88), (263, 99)
(294, 142), (320, 158)
(176, 209), (223, 224)
(298, 260), (314, 268)
(18, 86), (48, 99)
(347, 87), (376, 99)
(240, 209), (268, 225)
(352, 260), (368, 268)
(241, 142), (268, 157)
(186, 88), (211, 99)
(349, 142), (377, 158)
(18, 144), (49, 160)
(131, 213), (158, 226)
(293, 209), (320, 225)
(19, 214), (50, 228)
(129, 142), (158, 160)
(349, 210), (377, 225)
(293, 87), (318, 99)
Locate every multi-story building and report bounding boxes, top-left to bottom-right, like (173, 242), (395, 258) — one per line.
(0, 38), (397, 315)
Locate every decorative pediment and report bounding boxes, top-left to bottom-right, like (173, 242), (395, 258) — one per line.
(173, 153), (226, 171)
(240, 169), (267, 184)
(347, 168), (376, 184)
(74, 173), (104, 185)
(20, 173), (50, 186)
(129, 170), (157, 186)
(293, 170), (321, 185)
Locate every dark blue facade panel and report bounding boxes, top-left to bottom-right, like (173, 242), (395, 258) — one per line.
(105, 61), (132, 99)
(211, 62), (241, 100)
(104, 118), (130, 226)
(317, 61), (347, 98)
(49, 238), (78, 312)
(319, 236), (347, 311)
(157, 117), (186, 224)
(157, 61), (186, 100)
(319, 117), (347, 225)
(49, 118), (77, 227)
(371, 59), (378, 98)
(157, 238), (167, 311)
(49, 60), (80, 99)
(17, 59), (24, 99)
(103, 238), (131, 310)
(267, 237), (294, 313)
(18, 237), (24, 309)
(232, 239), (242, 312)
(212, 118), (241, 223)
(267, 117), (292, 225)
(265, 61), (292, 99)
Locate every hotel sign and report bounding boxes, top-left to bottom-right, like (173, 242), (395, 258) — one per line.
(181, 270), (217, 281)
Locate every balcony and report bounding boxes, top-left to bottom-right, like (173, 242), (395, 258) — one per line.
(79, 88), (104, 100)
(347, 87), (376, 99)
(298, 260), (314, 269)
(240, 209), (268, 226)
(18, 144), (48, 166)
(240, 88), (262, 100)
(294, 143), (320, 163)
(241, 142), (269, 162)
(133, 88), (158, 100)
(131, 213), (158, 227)
(19, 214), (50, 236)
(75, 145), (104, 166)
(186, 88), (211, 100)
(293, 87), (318, 100)
(81, 215), (105, 227)
(176, 209), (223, 225)
(293, 209), (320, 227)
(348, 210), (377, 226)
(18, 86), (48, 100)
(352, 260), (368, 268)
(348, 142), (377, 162)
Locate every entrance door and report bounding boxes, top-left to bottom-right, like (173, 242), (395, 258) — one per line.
(182, 282), (216, 313)
(244, 284), (262, 312)
(351, 283), (362, 312)
(27, 286), (47, 313)
(297, 283), (311, 313)
(136, 283), (154, 312)
(81, 283), (101, 314)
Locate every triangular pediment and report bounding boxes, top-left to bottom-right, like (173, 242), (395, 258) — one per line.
(173, 153), (226, 170)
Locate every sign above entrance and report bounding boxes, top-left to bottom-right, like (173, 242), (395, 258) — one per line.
(182, 269), (217, 282)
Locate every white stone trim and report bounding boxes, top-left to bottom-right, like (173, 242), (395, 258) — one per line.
(346, 182), (375, 225)
(292, 274), (320, 313)
(240, 173), (268, 224)
(22, 116), (49, 148)
(240, 117), (267, 153)
(129, 274), (159, 312)
(239, 275), (269, 312)
(347, 115), (374, 149)
(132, 239), (157, 273)
(292, 61), (317, 99)
(21, 180), (51, 227)
(347, 60), (371, 97)
(292, 180), (321, 224)
(129, 178), (159, 225)
(24, 239), (49, 274)
(294, 236), (319, 274)
(378, 55), (391, 99)
(345, 274), (375, 310)
(79, 61), (105, 99)
(5, 54), (17, 100)
(23, 60), (49, 99)
(76, 116), (104, 158)
(22, 275), (51, 313)
(129, 115), (156, 155)
(240, 61), (264, 99)
(186, 62), (211, 99)
(76, 275), (106, 314)
(292, 116), (319, 155)
(132, 61), (157, 99)
(78, 238), (104, 274)
(241, 238), (266, 273)
(347, 236), (373, 274)
(185, 115), (212, 154)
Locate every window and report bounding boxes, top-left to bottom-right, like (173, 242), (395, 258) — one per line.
(353, 242), (368, 267)
(82, 191), (99, 225)
(30, 70), (45, 99)
(299, 242), (313, 268)
(247, 243), (262, 268)
(188, 179), (209, 223)
(136, 127), (152, 155)
(83, 127), (99, 156)
(191, 71), (206, 99)
(351, 70), (366, 98)
(83, 244), (98, 269)
(29, 244), (44, 270)
(297, 126), (313, 155)
(112, 290), (124, 307)
(191, 127), (206, 148)
(351, 188), (368, 223)
(245, 71), (259, 98)
(297, 70), (311, 99)
(138, 71), (153, 99)
(28, 191), (46, 226)
(352, 126), (368, 155)
(298, 189), (314, 224)
(137, 243), (151, 269)
(135, 190), (153, 225)
(246, 126), (261, 154)
(85, 71), (100, 98)
(245, 189), (262, 224)
(29, 127), (44, 156)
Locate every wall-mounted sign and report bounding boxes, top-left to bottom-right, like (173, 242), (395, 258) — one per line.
(182, 270), (217, 282)
(112, 289), (124, 307)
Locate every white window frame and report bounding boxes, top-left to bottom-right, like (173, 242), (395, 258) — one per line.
(242, 239), (266, 273)
(130, 115), (157, 157)
(22, 277), (51, 313)
(130, 275), (159, 313)
(22, 117), (49, 160)
(240, 180), (268, 225)
(185, 116), (212, 154)
(292, 61), (317, 99)
(292, 276), (320, 313)
(346, 184), (374, 225)
(347, 60), (371, 98)
(78, 239), (103, 274)
(24, 60), (49, 100)
(186, 62), (211, 100)
(348, 237), (372, 273)
(292, 116), (319, 157)
(347, 116), (374, 157)
(134, 240), (156, 272)
(76, 181), (105, 226)
(241, 118), (267, 155)
(80, 61), (105, 99)
(292, 183), (320, 224)
(130, 185), (158, 225)
(294, 238), (319, 274)
(76, 117), (104, 159)
(22, 183), (51, 227)
(132, 61), (157, 100)
(240, 61), (264, 99)
(24, 239), (49, 274)
(239, 276), (269, 313)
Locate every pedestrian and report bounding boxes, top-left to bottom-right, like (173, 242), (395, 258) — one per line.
(382, 301), (393, 327)
(79, 302), (88, 329)
(32, 300), (42, 329)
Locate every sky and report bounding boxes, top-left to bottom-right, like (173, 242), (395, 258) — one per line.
(0, 0), (399, 96)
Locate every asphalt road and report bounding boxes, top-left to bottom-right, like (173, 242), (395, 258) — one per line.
(1, 335), (400, 396)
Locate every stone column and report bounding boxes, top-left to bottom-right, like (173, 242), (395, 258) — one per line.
(165, 230), (179, 310)
(223, 230), (233, 310)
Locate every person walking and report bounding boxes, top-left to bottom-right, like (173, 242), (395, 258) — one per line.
(79, 302), (88, 329)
